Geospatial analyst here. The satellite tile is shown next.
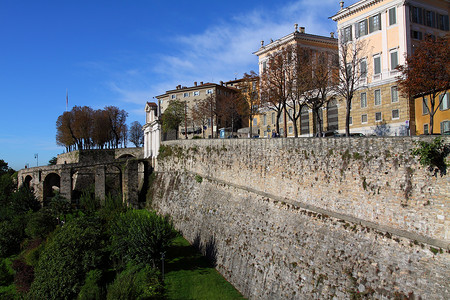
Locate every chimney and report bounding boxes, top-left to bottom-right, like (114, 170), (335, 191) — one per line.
(330, 32), (335, 38)
(295, 23), (298, 32)
(300, 27), (305, 34)
(194, 81), (197, 86)
(261, 40), (264, 47)
(220, 81), (224, 86)
(200, 81), (203, 85)
(340, 1), (344, 10)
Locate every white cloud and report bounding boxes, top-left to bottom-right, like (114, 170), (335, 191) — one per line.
(108, 0), (340, 107)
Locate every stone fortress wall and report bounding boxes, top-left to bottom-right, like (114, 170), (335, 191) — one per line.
(150, 136), (449, 299)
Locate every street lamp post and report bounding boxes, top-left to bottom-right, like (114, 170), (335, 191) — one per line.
(34, 153), (38, 167)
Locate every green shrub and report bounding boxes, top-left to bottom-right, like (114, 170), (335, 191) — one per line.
(0, 258), (14, 286)
(411, 137), (450, 176)
(79, 190), (100, 213)
(106, 263), (163, 300)
(109, 210), (176, 267)
(29, 215), (108, 299)
(9, 187), (41, 215)
(25, 210), (56, 239)
(78, 269), (104, 300)
(0, 216), (26, 258)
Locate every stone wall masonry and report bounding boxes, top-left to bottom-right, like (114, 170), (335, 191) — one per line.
(151, 170), (449, 299)
(158, 137), (449, 246)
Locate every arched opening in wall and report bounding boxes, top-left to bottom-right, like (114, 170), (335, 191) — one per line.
(327, 98), (338, 132)
(300, 106), (310, 135)
(71, 169), (95, 203)
(43, 173), (60, 204)
(138, 161), (150, 204)
(106, 165), (122, 201)
(23, 175), (32, 190)
(117, 154), (135, 159)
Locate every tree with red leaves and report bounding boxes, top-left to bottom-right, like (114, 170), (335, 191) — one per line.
(397, 36), (450, 134)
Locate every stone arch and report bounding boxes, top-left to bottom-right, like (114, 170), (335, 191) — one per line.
(43, 172), (61, 202)
(71, 168), (95, 201)
(23, 175), (32, 190)
(327, 98), (338, 131)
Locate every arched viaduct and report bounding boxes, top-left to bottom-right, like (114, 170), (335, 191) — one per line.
(17, 148), (149, 206)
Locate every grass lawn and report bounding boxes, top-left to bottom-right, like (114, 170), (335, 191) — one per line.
(164, 235), (245, 300)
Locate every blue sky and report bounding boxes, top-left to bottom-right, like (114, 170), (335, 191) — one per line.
(0, 0), (358, 170)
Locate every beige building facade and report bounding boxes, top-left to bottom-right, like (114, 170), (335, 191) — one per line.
(331, 0), (449, 136)
(254, 25), (339, 137)
(156, 82), (236, 139)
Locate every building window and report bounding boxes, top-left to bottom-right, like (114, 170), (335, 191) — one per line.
(411, 30), (423, 40)
(437, 14), (450, 31)
(346, 63), (352, 78)
(193, 91), (200, 96)
(360, 59), (367, 78)
(253, 118), (257, 127)
(441, 120), (450, 134)
(263, 114), (267, 125)
(440, 92), (449, 110)
(375, 112), (382, 122)
(374, 89), (381, 106)
(206, 89), (213, 94)
(279, 113), (283, 124)
(171, 95), (176, 99)
(183, 92), (189, 97)
(288, 126), (293, 134)
(343, 25), (352, 43)
(389, 7), (397, 25)
(360, 92), (367, 108)
(390, 51), (398, 70)
(271, 112), (275, 124)
(288, 109), (293, 119)
(361, 114), (368, 124)
(423, 123), (429, 135)
(356, 19), (368, 38)
(262, 61), (267, 73)
(422, 98), (429, 115)
(391, 86), (398, 103)
(411, 6), (423, 25)
(373, 55), (381, 75)
(349, 116), (353, 125)
(369, 13), (381, 33)
(392, 109), (399, 119)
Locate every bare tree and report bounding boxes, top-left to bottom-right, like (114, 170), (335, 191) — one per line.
(260, 46), (293, 136)
(237, 71), (260, 137)
(191, 100), (210, 138)
(332, 39), (367, 136)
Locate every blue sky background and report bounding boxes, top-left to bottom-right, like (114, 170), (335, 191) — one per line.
(0, 0), (358, 170)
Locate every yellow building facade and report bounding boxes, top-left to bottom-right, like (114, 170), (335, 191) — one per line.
(254, 25), (339, 137)
(331, 0), (450, 136)
(415, 91), (450, 134)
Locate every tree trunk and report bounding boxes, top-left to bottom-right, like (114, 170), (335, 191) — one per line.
(345, 97), (351, 137)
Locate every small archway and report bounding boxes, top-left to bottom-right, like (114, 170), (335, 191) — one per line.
(43, 173), (61, 203)
(24, 175), (32, 190)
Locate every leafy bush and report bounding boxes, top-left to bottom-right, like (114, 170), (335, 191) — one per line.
(25, 210), (56, 239)
(412, 137), (450, 176)
(110, 210), (176, 267)
(106, 263), (163, 300)
(79, 190), (100, 214)
(78, 269), (104, 300)
(0, 216), (26, 258)
(8, 187), (40, 215)
(0, 258), (14, 286)
(29, 215), (108, 299)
